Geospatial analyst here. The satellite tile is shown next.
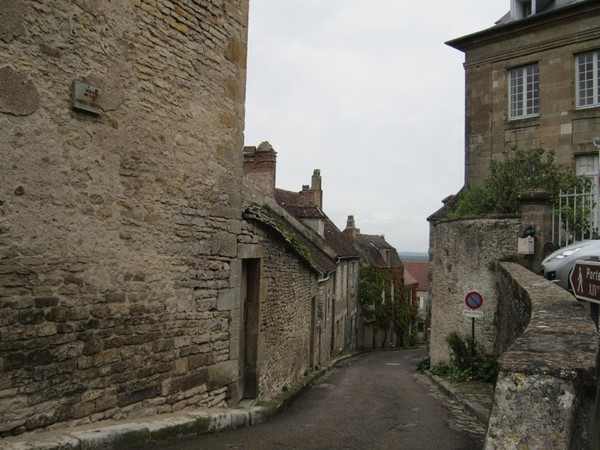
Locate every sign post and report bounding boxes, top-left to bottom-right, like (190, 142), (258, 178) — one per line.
(464, 291), (483, 375)
(569, 260), (600, 329)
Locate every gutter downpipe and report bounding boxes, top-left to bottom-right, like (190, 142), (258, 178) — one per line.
(318, 257), (341, 284)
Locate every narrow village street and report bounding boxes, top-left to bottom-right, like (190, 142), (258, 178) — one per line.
(146, 348), (485, 450)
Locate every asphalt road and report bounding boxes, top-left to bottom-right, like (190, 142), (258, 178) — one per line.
(150, 348), (485, 449)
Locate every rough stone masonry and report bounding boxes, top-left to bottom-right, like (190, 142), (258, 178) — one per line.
(0, 0), (249, 435)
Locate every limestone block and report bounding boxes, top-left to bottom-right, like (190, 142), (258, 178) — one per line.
(191, 410), (233, 434)
(142, 414), (199, 442)
(162, 370), (208, 396)
(0, 394), (28, 432)
(217, 288), (239, 311)
(208, 360), (238, 390)
(0, 0), (24, 42)
(211, 231), (238, 257)
(0, 66), (40, 116)
(485, 372), (575, 449)
(71, 423), (150, 450)
(229, 409), (249, 429)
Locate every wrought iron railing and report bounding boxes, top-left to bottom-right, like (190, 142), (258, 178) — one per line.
(553, 187), (598, 246)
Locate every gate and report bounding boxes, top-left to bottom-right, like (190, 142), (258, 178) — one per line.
(552, 187), (598, 247)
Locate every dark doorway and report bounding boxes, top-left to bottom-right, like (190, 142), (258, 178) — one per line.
(241, 259), (260, 399)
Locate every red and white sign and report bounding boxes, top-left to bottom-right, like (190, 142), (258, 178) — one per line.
(465, 291), (483, 310)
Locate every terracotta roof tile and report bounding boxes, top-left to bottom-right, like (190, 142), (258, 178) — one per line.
(403, 261), (429, 290)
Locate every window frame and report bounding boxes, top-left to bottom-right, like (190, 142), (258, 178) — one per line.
(575, 50), (600, 110)
(508, 63), (540, 120)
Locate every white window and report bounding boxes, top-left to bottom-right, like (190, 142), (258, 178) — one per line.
(576, 50), (600, 109)
(509, 64), (539, 119)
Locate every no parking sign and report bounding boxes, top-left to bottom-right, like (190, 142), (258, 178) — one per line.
(465, 291), (483, 310)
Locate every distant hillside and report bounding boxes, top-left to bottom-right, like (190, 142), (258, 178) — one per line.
(398, 252), (428, 262)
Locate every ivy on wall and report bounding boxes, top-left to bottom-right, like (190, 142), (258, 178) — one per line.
(358, 265), (418, 347)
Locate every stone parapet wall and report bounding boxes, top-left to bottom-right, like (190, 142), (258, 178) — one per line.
(486, 262), (599, 449)
(1, 0), (248, 435)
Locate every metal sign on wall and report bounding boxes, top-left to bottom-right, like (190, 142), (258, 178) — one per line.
(465, 291), (483, 310)
(71, 80), (101, 115)
(569, 260), (600, 304)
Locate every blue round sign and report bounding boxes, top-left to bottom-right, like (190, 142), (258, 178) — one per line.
(465, 291), (483, 310)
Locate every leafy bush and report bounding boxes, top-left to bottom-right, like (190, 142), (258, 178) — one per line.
(446, 332), (497, 382)
(449, 184), (494, 218)
(449, 148), (592, 218)
(417, 357), (430, 372)
(419, 333), (497, 382)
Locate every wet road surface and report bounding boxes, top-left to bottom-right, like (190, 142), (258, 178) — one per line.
(148, 348), (485, 450)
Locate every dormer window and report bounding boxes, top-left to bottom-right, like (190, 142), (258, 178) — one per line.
(318, 219), (324, 237)
(511, 0), (534, 20)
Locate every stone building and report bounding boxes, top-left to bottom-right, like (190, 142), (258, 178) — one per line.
(239, 203), (324, 399)
(1, 0), (249, 435)
(243, 143), (360, 380)
(428, 0), (600, 365)
(343, 216), (417, 349)
(446, 0), (600, 186)
(275, 184), (361, 360)
(403, 260), (429, 343)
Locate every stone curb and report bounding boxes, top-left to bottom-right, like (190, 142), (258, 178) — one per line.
(1, 354), (358, 450)
(425, 373), (491, 427)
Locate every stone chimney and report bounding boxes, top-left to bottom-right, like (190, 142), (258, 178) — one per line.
(243, 141), (277, 197)
(310, 169), (323, 209)
(343, 215), (360, 240)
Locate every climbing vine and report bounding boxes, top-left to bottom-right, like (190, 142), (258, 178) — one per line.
(358, 265), (418, 347)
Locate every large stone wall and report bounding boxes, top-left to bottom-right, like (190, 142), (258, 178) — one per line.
(0, 0), (248, 435)
(429, 217), (522, 364)
(486, 262), (598, 450)
(258, 237), (315, 394)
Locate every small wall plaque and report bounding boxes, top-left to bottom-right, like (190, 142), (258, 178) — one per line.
(71, 80), (101, 114)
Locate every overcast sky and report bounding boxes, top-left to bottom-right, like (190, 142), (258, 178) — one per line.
(244, 1), (509, 253)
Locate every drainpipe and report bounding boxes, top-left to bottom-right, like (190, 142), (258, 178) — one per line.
(318, 270), (334, 284)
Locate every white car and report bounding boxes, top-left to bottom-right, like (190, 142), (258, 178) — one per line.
(541, 240), (600, 290)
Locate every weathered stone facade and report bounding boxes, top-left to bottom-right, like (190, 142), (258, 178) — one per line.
(428, 215), (600, 447)
(1, 0), (248, 435)
(428, 216), (522, 365)
(447, 1), (600, 184)
(239, 214), (317, 398)
(242, 145), (360, 375)
(343, 217), (417, 350)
